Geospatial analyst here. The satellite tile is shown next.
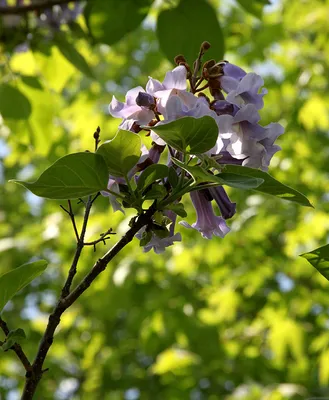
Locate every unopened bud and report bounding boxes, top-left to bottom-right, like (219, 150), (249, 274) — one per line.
(174, 54), (186, 65)
(136, 92), (156, 109)
(201, 41), (211, 51)
(93, 126), (100, 140)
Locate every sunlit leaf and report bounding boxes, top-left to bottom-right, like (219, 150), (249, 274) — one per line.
(96, 130), (141, 177)
(11, 152), (109, 199)
(151, 116), (218, 154)
(0, 260), (48, 314)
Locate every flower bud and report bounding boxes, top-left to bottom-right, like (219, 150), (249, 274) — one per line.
(174, 54), (187, 65)
(135, 92), (156, 109)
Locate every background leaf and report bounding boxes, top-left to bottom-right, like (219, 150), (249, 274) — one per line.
(152, 116), (218, 154)
(235, 0), (270, 18)
(11, 152), (109, 199)
(300, 244), (329, 281)
(0, 84), (31, 120)
(96, 130), (141, 177)
(157, 0), (224, 64)
(0, 260), (48, 313)
(54, 33), (94, 78)
(84, 0), (152, 46)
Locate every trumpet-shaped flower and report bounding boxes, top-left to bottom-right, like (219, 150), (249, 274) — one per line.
(180, 190), (230, 239)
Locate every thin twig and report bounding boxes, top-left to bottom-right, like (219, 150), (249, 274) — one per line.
(0, 317), (32, 373)
(21, 203), (156, 399)
(0, 0), (79, 15)
(60, 201), (79, 243)
(61, 196), (93, 298)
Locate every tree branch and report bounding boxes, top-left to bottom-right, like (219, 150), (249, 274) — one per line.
(0, 0), (79, 15)
(21, 203), (156, 400)
(0, 317), (32, 373)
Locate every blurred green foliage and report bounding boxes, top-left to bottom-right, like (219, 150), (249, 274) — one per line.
(1, 0), (329, 399)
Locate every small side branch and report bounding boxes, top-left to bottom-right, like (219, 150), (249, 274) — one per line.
(0, 317), (32, 373)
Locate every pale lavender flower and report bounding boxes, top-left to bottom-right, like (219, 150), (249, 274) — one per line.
(220, 63), (267, 110)
(101, 178), (124, 213)
(109, 87), (155, 132)
(180, 190), (230, 239)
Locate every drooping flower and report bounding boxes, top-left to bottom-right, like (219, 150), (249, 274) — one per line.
(180, 190), (230, 239)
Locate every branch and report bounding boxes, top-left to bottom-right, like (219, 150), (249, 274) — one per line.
(0, 317), (32, 373)
(0, 0), (79, 15)
(61, 196), (93, 298)
(21, 203), (156, 400)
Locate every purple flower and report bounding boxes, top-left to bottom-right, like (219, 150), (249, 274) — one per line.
(209, 186), (236, 219)
(101, 178), (124, 213)
(220, 63), (267, 110)
(216, 104), (284, 170)
(146, 65), (187, 115)
(109, 87), (155, 132)
(180, 190), (230, 239)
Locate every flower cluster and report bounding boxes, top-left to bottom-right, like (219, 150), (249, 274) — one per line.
(107, 42), (284, 252)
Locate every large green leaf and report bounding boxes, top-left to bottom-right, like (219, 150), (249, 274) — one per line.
(96, 130), (141, 177)
(151, 116), (218, 154)
(0, 260), (48, 314)
(156, 0), (224, 64)
(0, 84), (31, 120)
(300, 244), (329, 281)
(223, 165), (313, 207)
(84, 0), (152, 46)
(172, 158), (263, 189)
(11, 152), (109, 199)
(54, 33), (94, 78)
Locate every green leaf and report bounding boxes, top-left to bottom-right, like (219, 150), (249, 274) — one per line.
(2, 329), (26, 351)
(223, 165), (313, 207)
(236, 0), (270, 18)
(54, 33), (94, 78)
(140, 230), (152, 247)
(11, 152), (109, 199)
(151, 116), (218, 154)
(172, 158), (263, 189)
(0, 260), (48, 314)
(165, 203), (187, 218)
(137, 164), (169, 191)
(96, 130), (141, 177)
(84, 0), (152, 46)
(300, 244), (329, 281)
(168, 167), (179, 188)
(21, 75), (43, 90)
(144, 185), (167, 200)
(0, 84), (31, 120)
(157, 0), (225, 64)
